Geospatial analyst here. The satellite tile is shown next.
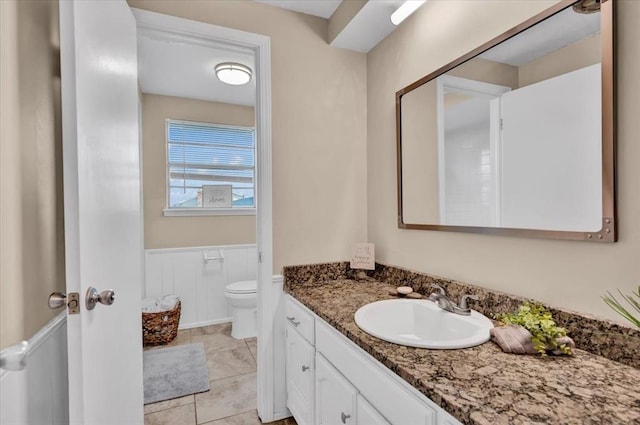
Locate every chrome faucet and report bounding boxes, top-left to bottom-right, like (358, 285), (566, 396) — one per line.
(427, 284), (479, 316)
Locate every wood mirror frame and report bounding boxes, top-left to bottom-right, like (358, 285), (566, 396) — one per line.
(396, 0), (615, 242)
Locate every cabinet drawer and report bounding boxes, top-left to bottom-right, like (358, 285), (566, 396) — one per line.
(285, 295), (315, 344)
(316, 319), (438, 425)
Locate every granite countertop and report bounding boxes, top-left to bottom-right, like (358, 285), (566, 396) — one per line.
(285, 278), (640, 425)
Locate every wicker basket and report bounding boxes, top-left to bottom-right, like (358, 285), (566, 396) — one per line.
(142, 301), (181, 346)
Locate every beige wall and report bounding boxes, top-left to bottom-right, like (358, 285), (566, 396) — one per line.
(0, 0), (66, 349)
(450, 57), (519, 89)
(0, 0), (634, 353)
(401, 82), (439, 223)
(400, 56), (517, 224)
(142, 94), (257, 249)
(130, 1), (368, 270)
(367, 0), (640, 322)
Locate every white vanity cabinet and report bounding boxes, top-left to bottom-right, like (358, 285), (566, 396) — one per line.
(357, 395), (391, 425)
(315, 353), (389, 425)
(286, 326), (315, 425)
(284, 295), (463, 425)
(315, 354), (357, 425)
(285, 297), (316, 425)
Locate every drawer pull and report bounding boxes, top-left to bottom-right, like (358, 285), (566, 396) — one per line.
(301, 365), (310, 372)
(287, 316), (300, 327)
(341, 412), (351, 423)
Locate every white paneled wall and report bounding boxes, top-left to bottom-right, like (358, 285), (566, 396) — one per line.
(144, 244), (257, 329)
(0, 313), (69, 425)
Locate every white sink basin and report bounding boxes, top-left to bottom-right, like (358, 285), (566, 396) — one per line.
(354, 299), (493, 349)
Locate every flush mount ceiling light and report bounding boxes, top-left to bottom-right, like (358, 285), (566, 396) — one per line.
(572, 0), (601, 14)
(391, 0), (426, 26)
(215, 62), (252, 85)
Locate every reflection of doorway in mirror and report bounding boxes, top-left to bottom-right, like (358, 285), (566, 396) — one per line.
(436, 76), (510, 227)
(436, 64), (602, 232)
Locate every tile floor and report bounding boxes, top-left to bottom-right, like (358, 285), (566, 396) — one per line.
(144, 323), (297, 425)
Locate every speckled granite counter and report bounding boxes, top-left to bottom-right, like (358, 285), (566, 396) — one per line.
(284, 271), (640, 424)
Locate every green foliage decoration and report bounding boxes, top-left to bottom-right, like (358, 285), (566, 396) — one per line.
(497, 302), (572, 356)
(602, 285), (640, 328)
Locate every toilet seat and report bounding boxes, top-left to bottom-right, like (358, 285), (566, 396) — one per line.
(225, 280), (256, 294)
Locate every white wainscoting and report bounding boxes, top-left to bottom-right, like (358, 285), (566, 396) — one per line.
(0, 312), (69, 425)
(145, 244), (257, 329)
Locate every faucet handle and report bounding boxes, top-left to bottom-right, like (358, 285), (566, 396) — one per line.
(429, 283), (445, 295)
(427, 284), (446, 302)
(459, 294), (479, 310)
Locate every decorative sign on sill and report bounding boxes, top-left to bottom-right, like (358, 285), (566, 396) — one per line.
(203, 185), (232, 208)
(350, 243), (375, 270)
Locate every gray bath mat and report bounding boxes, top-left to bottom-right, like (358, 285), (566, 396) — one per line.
(143, 342), (210, 404)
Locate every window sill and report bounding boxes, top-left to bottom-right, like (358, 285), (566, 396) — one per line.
(163, 208), (256, 217)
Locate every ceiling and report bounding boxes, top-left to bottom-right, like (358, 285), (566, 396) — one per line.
(137, 29), (256, 106)
(479, 6), (601, 67)
(254, 0), (342, 19)
(330, 0), (404, 53)
(137, 0), (409, 103)
(255, 0), (410, 53)
(136, 2), (599, 105)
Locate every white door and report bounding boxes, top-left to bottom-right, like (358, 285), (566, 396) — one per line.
(59, 1), (143, 424)
(499, 64), (602, 231)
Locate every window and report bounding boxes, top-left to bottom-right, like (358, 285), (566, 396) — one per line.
(166, 119), (255, 213)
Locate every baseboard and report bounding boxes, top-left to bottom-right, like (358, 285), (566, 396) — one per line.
(178, 318), (232, 330)
(270, 408), (292, 423)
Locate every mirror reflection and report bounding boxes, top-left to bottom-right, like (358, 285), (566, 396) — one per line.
(399, 3), (606, 233)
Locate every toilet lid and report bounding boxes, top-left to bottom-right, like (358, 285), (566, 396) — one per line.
(226, 280), (257, 294)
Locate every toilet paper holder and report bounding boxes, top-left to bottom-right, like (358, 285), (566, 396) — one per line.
(203, 251), (224, 263)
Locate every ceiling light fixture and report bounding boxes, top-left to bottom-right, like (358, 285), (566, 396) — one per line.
(215, 62), (252, 85)
(391, 0), (426, 26)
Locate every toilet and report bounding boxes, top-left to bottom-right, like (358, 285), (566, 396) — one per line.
(224, 280), (257, 339)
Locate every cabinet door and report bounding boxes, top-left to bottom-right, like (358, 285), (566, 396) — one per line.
(316, 354), (357, 425)
(286, 325), (315, 425)
(357, 395), (390, 425)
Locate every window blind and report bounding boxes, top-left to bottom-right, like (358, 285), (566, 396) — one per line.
(167, 119), (255, 208)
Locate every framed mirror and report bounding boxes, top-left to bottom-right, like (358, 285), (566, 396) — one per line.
(396, 0), (615, 242)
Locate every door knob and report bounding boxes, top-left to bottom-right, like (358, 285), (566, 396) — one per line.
(86, 287), (116, 310)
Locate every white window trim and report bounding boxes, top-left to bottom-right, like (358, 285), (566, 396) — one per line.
(162, 207), (256, 217)
(165, 118), (256, 212)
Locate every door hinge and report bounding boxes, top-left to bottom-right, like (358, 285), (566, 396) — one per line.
(500, 118), (504, 130)
(258, 251), (262, 263)
(67, 292), (80, 314)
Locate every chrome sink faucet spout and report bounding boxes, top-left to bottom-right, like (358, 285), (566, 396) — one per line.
(427, 284), (479, 316)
